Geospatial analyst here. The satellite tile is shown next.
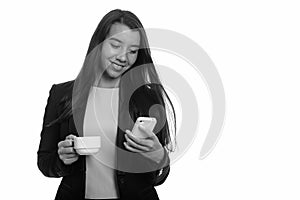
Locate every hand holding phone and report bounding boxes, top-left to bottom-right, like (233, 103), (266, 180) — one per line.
(125, 117), (164, 163)
(132, 117), (157, 139)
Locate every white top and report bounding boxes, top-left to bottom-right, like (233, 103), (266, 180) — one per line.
(83, 86), (119, 199)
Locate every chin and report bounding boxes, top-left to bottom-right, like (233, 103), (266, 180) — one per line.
(106, 69), (123, 79)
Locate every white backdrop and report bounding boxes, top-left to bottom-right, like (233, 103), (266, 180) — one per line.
(1, 0), (300, 199)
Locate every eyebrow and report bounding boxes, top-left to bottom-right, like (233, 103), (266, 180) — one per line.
(109, 37), (140, 48)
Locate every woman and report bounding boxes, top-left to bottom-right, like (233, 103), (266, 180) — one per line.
(37, 9), (176, 200)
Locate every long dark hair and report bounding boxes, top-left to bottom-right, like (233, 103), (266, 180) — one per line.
(45, 9), (176, 151)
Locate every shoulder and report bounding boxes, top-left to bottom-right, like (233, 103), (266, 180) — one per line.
(53, 80), (74, 93)
(50, 79), (75, 102)
(54, 79), (75, 90)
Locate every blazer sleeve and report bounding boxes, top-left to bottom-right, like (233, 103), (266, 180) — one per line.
(37, 84), (73, 177)
(130, 84), (172, 186)
(153, 147), (170, 186)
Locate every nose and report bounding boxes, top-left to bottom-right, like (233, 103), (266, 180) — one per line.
(116, 50), (127, 64)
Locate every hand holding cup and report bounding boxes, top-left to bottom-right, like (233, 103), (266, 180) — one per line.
(57, 134), (79, 165)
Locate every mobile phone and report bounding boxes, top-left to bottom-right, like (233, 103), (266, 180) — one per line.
(132, 117), (157, 138)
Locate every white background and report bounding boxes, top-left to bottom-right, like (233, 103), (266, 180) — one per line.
(1, 0), (300, 199)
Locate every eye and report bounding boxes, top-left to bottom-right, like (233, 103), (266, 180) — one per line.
(110, 43), (121, 49)
(129, 49), (138, 54)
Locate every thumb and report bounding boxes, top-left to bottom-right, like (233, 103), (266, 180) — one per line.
(66, 134), (77, 140)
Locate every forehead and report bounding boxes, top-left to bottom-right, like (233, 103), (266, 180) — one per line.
(107, 23), (140, 46)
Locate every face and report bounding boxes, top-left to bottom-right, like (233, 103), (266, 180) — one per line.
(99, 23), (140, 82)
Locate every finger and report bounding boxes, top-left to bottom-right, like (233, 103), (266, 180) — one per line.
(65, 153), (78, 159)
(125, 133), (153, 148)
(58, 147), (76, 155)
(63, 157), (79, 165)
(60, 153), (78, 159)
(125, 134), (150, 151)
(123, 142), (143, 153)
(58, 140), (73, 148)
(66, 134), (77, 140)
(125, 130), (152, 146)
(62, 147), (76, 154)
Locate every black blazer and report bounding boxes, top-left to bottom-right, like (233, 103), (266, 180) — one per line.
(37, 80), (170, 200)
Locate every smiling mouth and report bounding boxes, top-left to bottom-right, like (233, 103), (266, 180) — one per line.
(111, 61), (126, 71)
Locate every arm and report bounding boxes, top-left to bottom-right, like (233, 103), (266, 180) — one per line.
(125, 83), (172, 185)
(154, 166), (170, 186)
(124, 127), (171, 186)
(150, 145), (170, 186)
(37, 84), (73, 177)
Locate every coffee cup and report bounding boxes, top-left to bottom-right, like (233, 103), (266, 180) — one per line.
(73, 136), (101, 155)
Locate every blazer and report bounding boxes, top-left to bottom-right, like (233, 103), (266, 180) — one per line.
(37, 80), (170, 200)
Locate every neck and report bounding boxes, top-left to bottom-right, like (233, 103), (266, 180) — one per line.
(96, 77), (120, 88)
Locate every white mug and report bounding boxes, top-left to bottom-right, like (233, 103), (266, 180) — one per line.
(73, 136), (101, 155)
